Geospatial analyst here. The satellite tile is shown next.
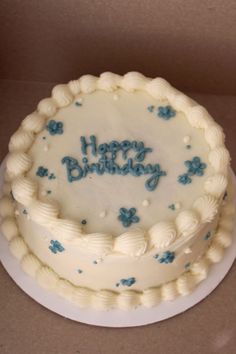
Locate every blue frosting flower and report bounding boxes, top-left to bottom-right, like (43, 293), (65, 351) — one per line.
(49, 240), (65, 254)
(36, 166), (48, 177)
(184, 156), (206, 176)
(178, 156), (207, 185)
(157, 105), (176, 120)
(46, 120), (64, 135)
(158, 251), (175, 264)
(116, 277), (136, 287)
(118, 207), (140, 227)
(178, 173), (192, 185)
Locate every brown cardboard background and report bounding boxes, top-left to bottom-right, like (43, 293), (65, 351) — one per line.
(0, 1), (236, 354)
(0, 0), (236, 94)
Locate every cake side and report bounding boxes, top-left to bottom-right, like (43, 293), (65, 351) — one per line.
(0, 173), (234, 309)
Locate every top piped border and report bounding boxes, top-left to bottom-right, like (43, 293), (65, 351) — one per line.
(5, 72), (231, 257)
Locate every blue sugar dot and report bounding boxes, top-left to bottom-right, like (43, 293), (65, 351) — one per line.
(23, 209), (27, 215)
(77, 269), (83, 274)
(153, 254), (159, 259)
(75, 101), (82, 107)
(184, 262), (191, 270)
(42, 136), (46, 140)
(81, 219), (87, 225)
(47, 190), (52, 194)
(204, 231), (211, 240)
(168, 204), (175, 211)
(186, 145), (192, 149)
(48, 173), (56, 180)
(147, 105), (155, 113)
(93, 260), (98, 264)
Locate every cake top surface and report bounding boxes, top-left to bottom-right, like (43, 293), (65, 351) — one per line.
(7, 72), (230, 256)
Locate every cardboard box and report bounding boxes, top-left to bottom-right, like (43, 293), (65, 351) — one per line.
(0, 1), (235, 353)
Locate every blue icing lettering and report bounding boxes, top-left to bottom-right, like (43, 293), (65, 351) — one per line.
(46, 120), (63, 135)
(118, 207), (140, 227)
(178, 156), (207, 185)
(62, 136), (167, 192)
(49, 240), (65, 254)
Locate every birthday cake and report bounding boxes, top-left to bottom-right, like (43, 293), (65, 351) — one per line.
(0, 72), (235, 310)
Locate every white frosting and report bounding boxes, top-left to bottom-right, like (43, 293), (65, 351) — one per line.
(149, 221), (177, 249)
(21, 112), (46, 133)
(1, 217), (19, 240)
(6, 152), (32, 179)
(9, 129), (34, 152)
(193, 195), (218, 223)
(0, 196), (15, 217)
(68, 80), (81, 95)
(12, 176), (37, 206)
(205, 124), (225, 149)
(37, 98), (58, 117)
(209, 147), (230, 173)
(204, 174), (227, 198)
(52, 84), (74, 107)
(176, 210), (200, 236)
(113, 229), (147, 256)
(9, 236), (28, 260)
(186, 105), (213, 129)
(21, 253), (41, 277)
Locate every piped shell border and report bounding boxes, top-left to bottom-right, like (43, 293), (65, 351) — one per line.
(4, 72), (231, 257)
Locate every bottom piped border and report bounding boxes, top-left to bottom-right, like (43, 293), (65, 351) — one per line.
(0, 184), (235, 311)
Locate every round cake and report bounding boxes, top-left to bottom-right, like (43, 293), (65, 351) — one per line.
(0, 72), (235, 310)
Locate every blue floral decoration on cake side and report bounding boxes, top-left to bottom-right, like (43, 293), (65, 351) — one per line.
(154, 251), (175, 264)
(157, 105), (176, 120)
(46, 120), (64, 135)
(49, 240), (65, 254)
(178, 156), (207, 185)
(116, 277), (136, 287)
(36, 166), (48, 177)
(118, 207), (140, 227)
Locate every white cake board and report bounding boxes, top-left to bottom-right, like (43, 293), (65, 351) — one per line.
(0, 159), (235, 327)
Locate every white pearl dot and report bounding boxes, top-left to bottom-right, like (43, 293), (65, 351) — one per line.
(15, 210), (20, 216)
(142, 199), (150, 207)
(99, 211), (107, 218)
(44, 144), (49, 152)
(76, 97), (83, 103)
(175, 202), (181, 210)
(183, 135), (191, 144)
(184, 247), (192, 254)
(113, 94), (119, 100)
